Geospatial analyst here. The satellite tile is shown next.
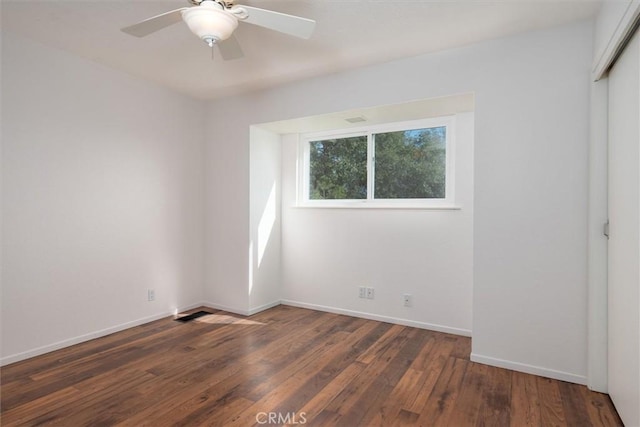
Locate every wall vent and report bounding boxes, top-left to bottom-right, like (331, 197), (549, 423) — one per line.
(345, 116), (367, 123)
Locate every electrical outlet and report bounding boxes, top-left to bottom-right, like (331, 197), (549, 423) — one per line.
(366, 287), (375, 300)
(148, 289), (155, 302)
(359, 286), (367, 299)
(403, 294), (412, 307)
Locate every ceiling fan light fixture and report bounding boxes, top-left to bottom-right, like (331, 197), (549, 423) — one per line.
(121, 0), (316, 59)
(181, 1), (238, 43)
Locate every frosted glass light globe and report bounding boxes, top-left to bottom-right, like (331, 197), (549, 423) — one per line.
(182, 1), (238, 42)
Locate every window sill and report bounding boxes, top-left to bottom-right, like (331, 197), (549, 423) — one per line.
(294, 203), (462, 210)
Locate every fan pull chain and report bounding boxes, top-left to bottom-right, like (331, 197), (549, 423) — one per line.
(204, 36), (216, 60)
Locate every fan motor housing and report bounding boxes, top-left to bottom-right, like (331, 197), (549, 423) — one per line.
(189, 0), (235, 7)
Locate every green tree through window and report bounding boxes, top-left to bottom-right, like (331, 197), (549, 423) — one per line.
(309, 136), (367, 199)
(374, 127), (446, 199)
(305, 120), (450, 203)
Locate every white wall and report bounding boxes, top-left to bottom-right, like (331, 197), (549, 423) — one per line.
(1, 33), (206, 364)
(470, 24), (591, 383)
(205, 21), (593, 382)
(248, 126), (282, 313)
(204, 102), (251, 313)
(279, 112), (474, 336)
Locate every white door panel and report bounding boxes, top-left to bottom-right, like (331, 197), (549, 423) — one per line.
(608, 27), (640, 427)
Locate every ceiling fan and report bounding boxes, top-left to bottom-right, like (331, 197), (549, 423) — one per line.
(121, 0), (316, 60)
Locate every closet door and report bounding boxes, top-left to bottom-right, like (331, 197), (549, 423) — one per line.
(608, 28), (640, 427)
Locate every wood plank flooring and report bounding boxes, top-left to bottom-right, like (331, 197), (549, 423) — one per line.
(0, 305), (622, 426)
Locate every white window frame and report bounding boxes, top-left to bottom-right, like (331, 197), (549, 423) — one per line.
(298, 116), (456, 209)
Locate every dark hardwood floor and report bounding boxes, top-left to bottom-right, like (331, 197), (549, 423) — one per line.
(1, 305), (622, 426)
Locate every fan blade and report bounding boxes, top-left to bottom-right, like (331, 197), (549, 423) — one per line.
(218, 34), (244, 60)
(121, 8), (187, 38)
(234, 5), (315, 39)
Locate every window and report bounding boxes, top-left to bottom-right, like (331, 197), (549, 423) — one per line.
(299, 117), (454, 207)
(309, 135), (367, 200)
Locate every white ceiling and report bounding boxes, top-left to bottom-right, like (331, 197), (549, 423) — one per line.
(2, 0), (601, 100)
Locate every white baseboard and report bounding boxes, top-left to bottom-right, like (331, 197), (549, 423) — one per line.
(1, 299), (471, 366)
(201, 301), (251, 316)
(470, 353), (587, 385)
(4, 299), (584, 387)
(0, 301), (206, 367)
(248, 300), (281, 315)
(280, 299), (472, 337)
(200, 300), (281, 316)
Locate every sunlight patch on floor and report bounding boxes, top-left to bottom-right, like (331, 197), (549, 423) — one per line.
(194, 313), (265, 325)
